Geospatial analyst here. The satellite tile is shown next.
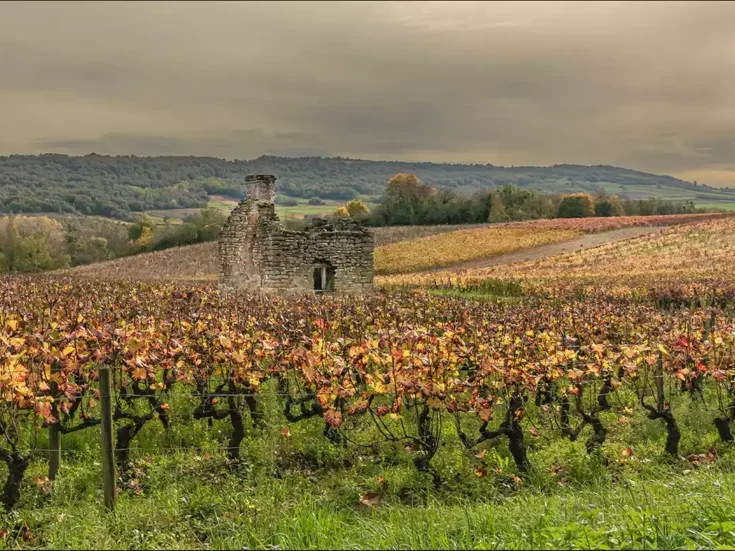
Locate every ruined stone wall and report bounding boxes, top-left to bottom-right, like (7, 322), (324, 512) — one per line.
(256, 218), (374, 293)
(217, 175), (278, 292)
(218, 175), (374, 295)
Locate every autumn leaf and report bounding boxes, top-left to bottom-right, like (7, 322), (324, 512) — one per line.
(132, 367), (147, 380)
(34, 476), (52, 495)
(375, 405), (390, 417)
(426, 396), (442, 410)
(358, 491), (381, 507)
(127, 338), (143, 354)
(324, 408), (343, 428)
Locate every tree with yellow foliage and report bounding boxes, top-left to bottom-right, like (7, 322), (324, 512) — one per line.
(345, 200), (370, 221)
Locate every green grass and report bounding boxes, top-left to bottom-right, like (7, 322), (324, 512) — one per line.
(535, 179), (735, 206)
(8, 456), (735, 549)
(5, 380), (735, 549)
(697, 202), (735, 212)
(145, 196), (379, 223)
(205, 195), (364, 220)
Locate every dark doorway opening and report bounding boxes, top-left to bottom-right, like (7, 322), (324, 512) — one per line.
(313, 262), (335, 292)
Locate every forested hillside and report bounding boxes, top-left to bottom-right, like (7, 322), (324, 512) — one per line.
(2, 153), (735, 220)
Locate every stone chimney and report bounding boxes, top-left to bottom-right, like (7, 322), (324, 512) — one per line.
(245, 174), (276, 203)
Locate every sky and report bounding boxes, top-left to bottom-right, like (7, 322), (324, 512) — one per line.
(1, 1), (734, 185)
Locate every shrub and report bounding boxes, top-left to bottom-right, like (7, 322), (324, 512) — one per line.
(275, 195), (299, 207)
(557, 194), (595, 218)
(594, 195), (625, 217)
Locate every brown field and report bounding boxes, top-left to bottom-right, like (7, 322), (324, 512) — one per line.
(57, 224), (494, 280)
(57, 213), (734, 281)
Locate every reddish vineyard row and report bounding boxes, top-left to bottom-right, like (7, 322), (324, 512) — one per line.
(496, 212), (734, 233)
(2, 277), (735, 509)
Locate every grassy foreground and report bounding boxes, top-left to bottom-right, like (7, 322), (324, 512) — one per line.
(4, 383), (735, 550)
(5, 441), (735, 549)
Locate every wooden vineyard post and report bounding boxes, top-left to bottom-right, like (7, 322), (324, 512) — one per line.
(99, 366), (116, 511)
(48, 360), (62, 480)
(48, 425), (61, 481)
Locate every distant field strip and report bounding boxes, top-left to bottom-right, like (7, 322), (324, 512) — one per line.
(371, 224), (489, 246)
(374, 227), (580, 274)
(373, 213), (732, 275)
(57, 225), (491, 280)
(58, 213), (733, 281)
(496, 212), (731, 232)
(57, 242), (220, 281)
(380, 216), (735, 290)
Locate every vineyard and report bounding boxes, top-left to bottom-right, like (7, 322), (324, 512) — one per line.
(374, 227), (580, 274)
(381, 215), (735, 296)
(4, 214), (735, 548)
(57, 212), (730, 282)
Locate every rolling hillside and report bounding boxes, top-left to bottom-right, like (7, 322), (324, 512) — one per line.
(3, 154), (735, 221)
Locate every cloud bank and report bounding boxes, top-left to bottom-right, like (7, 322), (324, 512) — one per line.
(1, 1), (734, 184)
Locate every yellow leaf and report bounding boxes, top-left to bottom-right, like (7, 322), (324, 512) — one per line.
(127, 338), (142, 354)
(6, 319), (18, 331)
(132, 367), (147, 380)
(61, 346), (75, 357)
(426, 396), (442, 410)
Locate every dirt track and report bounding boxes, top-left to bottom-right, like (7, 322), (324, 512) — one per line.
(425, 226), (663, 273)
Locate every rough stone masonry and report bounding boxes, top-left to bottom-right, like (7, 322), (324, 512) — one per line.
(218, 174), (374, 294)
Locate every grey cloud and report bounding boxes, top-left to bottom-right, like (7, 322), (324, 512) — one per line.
(34, 129), (332, 159)
(1, 1), (735, 184)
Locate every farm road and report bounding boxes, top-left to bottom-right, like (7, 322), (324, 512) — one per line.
(425, 226), (662, 273)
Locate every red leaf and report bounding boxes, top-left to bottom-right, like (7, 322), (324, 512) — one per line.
(375, 405), (390, 417)
(324, 408), (343, 427)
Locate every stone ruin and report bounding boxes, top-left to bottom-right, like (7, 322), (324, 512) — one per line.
(218, 175), (374, 294)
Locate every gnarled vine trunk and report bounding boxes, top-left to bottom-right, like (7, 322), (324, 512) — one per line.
(0, 450), (31, 511)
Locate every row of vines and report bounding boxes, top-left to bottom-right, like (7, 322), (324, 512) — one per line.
(3, 276), (735, 510)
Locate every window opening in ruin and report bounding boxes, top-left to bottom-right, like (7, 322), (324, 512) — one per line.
(313, 263), (335, 292)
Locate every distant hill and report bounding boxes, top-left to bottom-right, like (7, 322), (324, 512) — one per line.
(2, 153), (735, 220)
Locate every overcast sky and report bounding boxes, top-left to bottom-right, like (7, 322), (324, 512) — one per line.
(1, 1), (734, 185)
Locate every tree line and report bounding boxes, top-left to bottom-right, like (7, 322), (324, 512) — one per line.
(0, 209), (227, 274)
(3, 153), (733, 221)
(361, 174), (702, 226)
